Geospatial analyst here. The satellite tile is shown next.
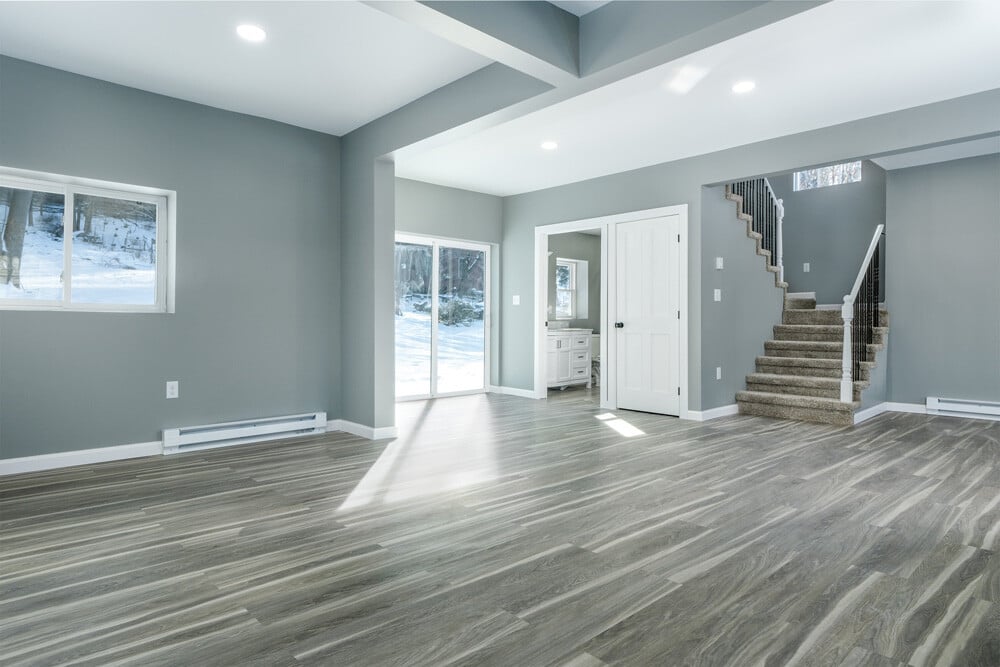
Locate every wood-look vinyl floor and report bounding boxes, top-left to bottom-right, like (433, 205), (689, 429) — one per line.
(1, 389), (998, 666)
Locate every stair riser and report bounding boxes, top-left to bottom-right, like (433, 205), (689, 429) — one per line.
(755, 363), (871, 382)
(773, 331), (844, 342)
(784, 298), (817, 310)
(782, 310), (843, 325)
(762, 347), (843, 360)
(745, 383), (861, 401)
(737, 400), (854, 426)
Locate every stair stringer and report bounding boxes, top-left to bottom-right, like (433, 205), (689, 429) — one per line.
(724, 188), (787, 290)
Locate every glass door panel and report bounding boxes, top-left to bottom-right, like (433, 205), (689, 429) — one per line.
(394, 241), (433, 398)
(437, 245), (486, 394)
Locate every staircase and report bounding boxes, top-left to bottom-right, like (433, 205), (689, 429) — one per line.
(736, 292), (889, 426)
(725, 179), (889, 427)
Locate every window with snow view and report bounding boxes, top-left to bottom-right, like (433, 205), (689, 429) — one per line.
(555, 259), (577, 319)
(0, 168), (172, 312)
(793, 161), (862, 191)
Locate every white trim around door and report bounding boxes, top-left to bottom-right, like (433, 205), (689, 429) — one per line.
(395, 233), (492, 402)
(533, 205), (689, 419)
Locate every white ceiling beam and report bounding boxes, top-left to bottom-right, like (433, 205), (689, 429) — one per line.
(364, 1), (580, 87)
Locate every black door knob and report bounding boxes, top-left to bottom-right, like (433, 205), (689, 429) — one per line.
(615, 322), (624, 328)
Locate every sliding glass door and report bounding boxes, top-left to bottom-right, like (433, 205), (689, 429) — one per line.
(395, 234), (489, 400)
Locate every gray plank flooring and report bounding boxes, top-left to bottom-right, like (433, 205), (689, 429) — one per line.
(1, 389), (998, 666)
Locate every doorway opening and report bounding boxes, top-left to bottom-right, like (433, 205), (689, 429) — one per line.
(395, 234), (490, 400)
(533, 205), (689, 417)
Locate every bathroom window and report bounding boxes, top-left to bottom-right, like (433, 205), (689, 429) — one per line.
(555, 259), (577, 319)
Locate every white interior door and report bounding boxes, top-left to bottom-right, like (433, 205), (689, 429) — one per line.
(615, 215), (680, 415)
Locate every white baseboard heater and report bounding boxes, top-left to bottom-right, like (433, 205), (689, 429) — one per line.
(162, 411), (327, 455)
(926, 397), (1000, 421)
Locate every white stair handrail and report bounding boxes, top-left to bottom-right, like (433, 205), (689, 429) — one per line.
(840, 224), (885, 402)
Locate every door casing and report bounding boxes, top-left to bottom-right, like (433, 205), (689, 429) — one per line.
(532, 205), (689, 418)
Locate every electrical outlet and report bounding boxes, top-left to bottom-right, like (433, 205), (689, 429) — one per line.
(715, 257), (724, 270)
(166, 381), (179, 399)
(716, 367), (722, 380)
(803, 262), (811, 273)
(512, 295), (520, 306)
(713, 289), (722, 302)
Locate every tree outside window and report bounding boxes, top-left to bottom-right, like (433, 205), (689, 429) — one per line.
(793, 161), (862, 191)
(555, 259), (576, 319)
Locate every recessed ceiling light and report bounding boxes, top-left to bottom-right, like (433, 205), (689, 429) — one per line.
(540, 140), (558, 151)
(237, 24), (267, 43)
(732, 80), (756, 94)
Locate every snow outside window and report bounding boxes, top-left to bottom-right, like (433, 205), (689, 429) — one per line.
(1, 167), (173, 312)
(793, 161), (862, 191)
(555, 259), (577, 319)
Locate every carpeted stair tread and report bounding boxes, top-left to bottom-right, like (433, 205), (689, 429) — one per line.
(745, 373), (867, 400)
(782, 309), (843, 325)
(755, 356), (841, 369)
(737, 399), (855, 426)
(745, 373), (867, 390)
(764, 340), (843, 359)
(736, 391), (858, 412)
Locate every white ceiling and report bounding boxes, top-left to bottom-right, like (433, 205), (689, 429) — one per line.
(0, 1), (491, 136)
(396, 1), (1000, 195)
(871, 136), (999, 171)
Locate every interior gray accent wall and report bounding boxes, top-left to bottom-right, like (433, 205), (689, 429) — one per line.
(701, 187), (784, 409)
(547, 232), (601, 332)
(885, 154), (1000, 404)
(770, 160), (886, 304)
(0, 57), (340, 458)
(395, 178), (502, 244)
(499, 90), (1000, 410)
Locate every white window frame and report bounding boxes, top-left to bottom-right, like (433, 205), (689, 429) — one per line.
(792, 160), (863, 191)
(555, 258), (577, 319)
(0, 166), (175, 313)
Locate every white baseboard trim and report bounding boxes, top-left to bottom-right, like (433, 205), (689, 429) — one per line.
(0, 441), (162, 476)
(327, 420), (398, 440)
(859, 401), (1000, 425)
(686, 404), (739, 421)
(885, 401), (927, 414)
(487, 385), (540, 399)
(854, 403), (890, 424)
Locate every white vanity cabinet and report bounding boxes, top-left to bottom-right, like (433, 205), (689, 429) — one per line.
(547, 328), (592, 389)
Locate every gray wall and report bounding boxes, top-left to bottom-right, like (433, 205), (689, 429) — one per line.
(0, 58), (341, 458)
(394, 177), (503, 387)
(701, 186), (785, 409)
(770, 160), (887, 304)
(547, 232), (601, 332)
(885, 154), (1000, 404)
(499, 91), (1000, 410)
(395, 178), (502, 244)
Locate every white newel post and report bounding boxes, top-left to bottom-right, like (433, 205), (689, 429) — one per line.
(776, 199), (785, 284)
(840, 297), (854, 403)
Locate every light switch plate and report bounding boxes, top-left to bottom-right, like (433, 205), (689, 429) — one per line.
(713, 289), (722, 302)
(166, 381), (179, 399)
(803, 262), (811, 273)
(716, 367), (722, 380)
(512, 295), (520, 306)
(715, 257), (724, 270)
